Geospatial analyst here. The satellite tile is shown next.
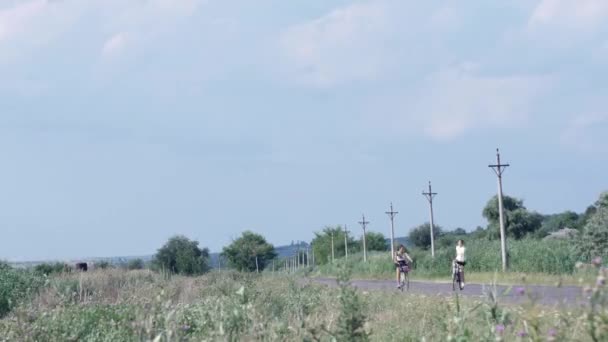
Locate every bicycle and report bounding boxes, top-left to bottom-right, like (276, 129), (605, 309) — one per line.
(398, 263), (410, 291)
(452, 260), (464, 291)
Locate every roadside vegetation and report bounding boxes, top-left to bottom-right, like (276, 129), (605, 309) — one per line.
(1, 260), (608, 341)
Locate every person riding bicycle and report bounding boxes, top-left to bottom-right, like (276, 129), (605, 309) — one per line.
(394, 244), (412, 288)
(454, 239), (466, 289)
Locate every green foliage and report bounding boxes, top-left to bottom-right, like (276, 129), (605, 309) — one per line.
(596, 191), (608, 209)
(126, 259), (145, 270)
(363, 232), (387, 252)
(536, 211), (581, 238)
(315, 239), (580, 279)
(153, 235), (210, 276)
(577, 206), (608, 261)
(0, 266), (46, 318)
(3, 267), (608, 340)
(408, 223), (443, 249)
(335, 263), (369, 341)
(411, 238), (579, 276)
(436, 230), (468, 249)
(311, 226), (358, 265)
(34, 262), (69, 276)
(222, 231), (277, 272)
(483, 195), (543, 239)
(95, 261), (112, 270)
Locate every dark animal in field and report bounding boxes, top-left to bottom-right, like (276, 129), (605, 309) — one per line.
(75, 262), (88, 272)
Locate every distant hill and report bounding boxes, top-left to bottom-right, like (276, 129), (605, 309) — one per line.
(8, 237), (410, 269)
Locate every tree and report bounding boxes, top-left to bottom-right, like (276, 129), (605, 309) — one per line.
(577, 197), (608, 261)
(452, 227), (467, 235)
(536, 211), (581, 238)
(126, 259), (145, 270)
(222, 231), (277, 272)
(154, 235), (210, 275)
(596, 191), (608, 209)
(310, 226), (358, 265)
(482, 195), (543, 239)
(436, 228), (468, 248)
(408, 223), (443, 249)
(364, 232), (387, 252)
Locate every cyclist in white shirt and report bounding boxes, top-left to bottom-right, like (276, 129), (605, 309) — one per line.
(455, 239), (466, 289)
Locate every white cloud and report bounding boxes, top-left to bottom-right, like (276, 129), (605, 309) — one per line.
(280, 1), (389, 87)
(366, 64), (549, 141)
(102, 32), (129, 59)
(0, 0), (47, 42)
(529, 0), (608, 30)
(0, 0), (206, 62)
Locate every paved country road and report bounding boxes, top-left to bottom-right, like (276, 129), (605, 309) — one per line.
(309, 278), (586, 307)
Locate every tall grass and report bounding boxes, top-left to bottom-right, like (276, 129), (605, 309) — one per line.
(2, 264), (608, 341)
(311, 238), (582, 282)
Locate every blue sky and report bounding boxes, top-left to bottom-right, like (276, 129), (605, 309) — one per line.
(1, 0), (607, 261)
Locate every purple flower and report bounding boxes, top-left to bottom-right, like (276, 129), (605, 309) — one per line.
(515, 287), (525, 296)
(548, 328), (557, 337)
(496, 324), (505, 334)
(592, 257), (602, 267)
(517, 330), (528, 337)
(181, 325), (191, 332)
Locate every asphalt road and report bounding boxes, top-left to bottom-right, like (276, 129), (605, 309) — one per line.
(310, 277), (586, 307)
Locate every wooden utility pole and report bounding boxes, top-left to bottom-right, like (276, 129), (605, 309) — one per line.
(358, 214), (369, 262)
(344, 224), (349, 260)
(331, 232), (335, 263)
(385, 203), (398, 259)
(489, 148), (510, 272)
(422, 181), (438, 258)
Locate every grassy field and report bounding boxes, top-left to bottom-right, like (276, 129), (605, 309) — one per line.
(1, 263), (608, 341)
(309, 252), (597, 286)
(308, 239), (598, 286)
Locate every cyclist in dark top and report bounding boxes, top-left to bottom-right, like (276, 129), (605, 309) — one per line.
(394, 244), (412, 288)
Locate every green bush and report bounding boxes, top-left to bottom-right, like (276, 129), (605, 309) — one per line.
(126, 259), (145, 270)
(154, 235), (210, 275)
(95, 261), (112, 270)
(313, 238), (579, 278)
(34, 263), (69, 276)
(411, 238), (578, 276)
(0, 265), (46, 318)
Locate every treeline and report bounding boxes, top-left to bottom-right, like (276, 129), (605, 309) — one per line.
(407, 191), (608, 262)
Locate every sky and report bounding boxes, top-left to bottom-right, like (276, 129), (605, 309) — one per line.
(1, 0), (607, 261)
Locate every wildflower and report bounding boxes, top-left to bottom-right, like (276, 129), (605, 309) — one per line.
(592, 257), (602, 267)
(597, 276), (605, 287)
(517, 330), (528, 337)
(515, 287), (525, 296)
(575, 261), (584, 269)
(547, 328), (557, 341)
(181, 325), (191, 332)
(495, 324), (505, 334)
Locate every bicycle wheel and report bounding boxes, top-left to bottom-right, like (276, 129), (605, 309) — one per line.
(459, 270), (464, 291)
(452, 273), (458, 291)
(404, 272), (410, 291)
(399, 273), (405, 292)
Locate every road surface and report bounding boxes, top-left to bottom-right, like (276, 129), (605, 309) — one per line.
(310, 277), (586, 307)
